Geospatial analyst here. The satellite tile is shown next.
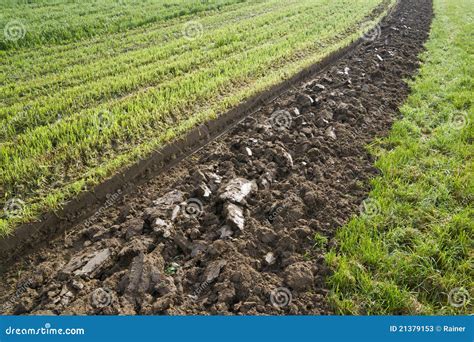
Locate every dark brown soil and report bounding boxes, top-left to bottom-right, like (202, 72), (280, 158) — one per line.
(0, 0), (432, 315)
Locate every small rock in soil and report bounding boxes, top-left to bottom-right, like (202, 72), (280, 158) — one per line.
(325, 126), (337, 140)
(218, 225), (233, 239)
(245, 147), (252, 156)
(284, 262), (314, 292)
(152, 218), (172, 238)
(195, 183), (212, 198)
(264, 252), (276, 265)
(296, 94), (314, 108)
(223, 203), (245, 231)
(204, 260), (227, 282)
(59, 254), (88, 279)
(153, 190), (184, 207)
(75, 248), (111, 278)
(218, 178), (257, 204)
(314, 83), (326, 91)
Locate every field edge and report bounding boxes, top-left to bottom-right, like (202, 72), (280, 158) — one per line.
(326, 0), (473, 315)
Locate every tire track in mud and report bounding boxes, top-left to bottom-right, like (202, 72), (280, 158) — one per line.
(0, 0), (432, 315)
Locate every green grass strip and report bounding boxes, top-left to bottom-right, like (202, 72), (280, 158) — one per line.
(327, 0), (473, 315)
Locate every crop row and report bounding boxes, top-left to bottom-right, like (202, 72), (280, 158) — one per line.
(1, 1), (312, 137)
(0, 0), (246, 50)
(0, 0), (391, 234)
(0, 1), (280, 83)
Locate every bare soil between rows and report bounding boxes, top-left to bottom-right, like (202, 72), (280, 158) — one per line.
(1, 0), (432, 315)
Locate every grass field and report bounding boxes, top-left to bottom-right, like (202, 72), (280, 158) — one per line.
(0, 0), (392, 235)
(327, 0), (473, 314)
(0, 0), (245, 50)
